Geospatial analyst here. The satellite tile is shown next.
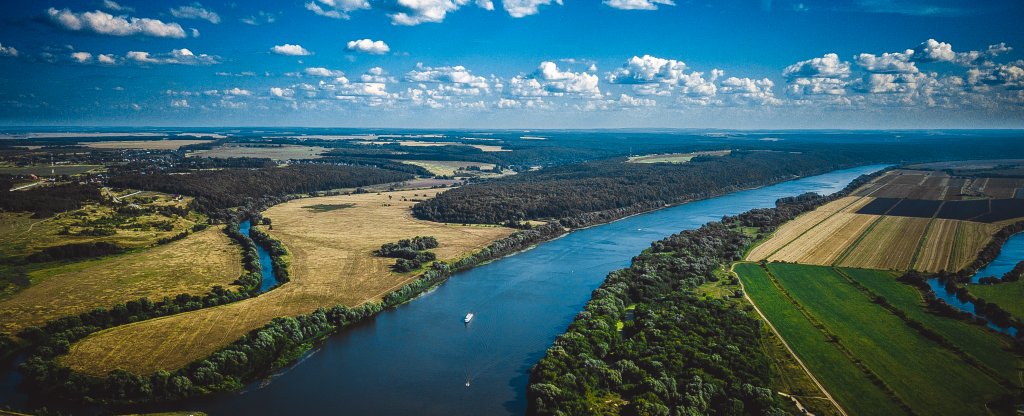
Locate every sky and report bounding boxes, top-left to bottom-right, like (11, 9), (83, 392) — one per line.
(0, 0), (1022, 129)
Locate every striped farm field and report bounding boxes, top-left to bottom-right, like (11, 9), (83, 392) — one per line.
(914, 219), (995, 272)
(768, 213), (877, 265)
(837, 216), (931, 270)
(746, 196), (871, 261)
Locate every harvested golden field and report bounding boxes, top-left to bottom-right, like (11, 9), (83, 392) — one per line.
(82, 140), (211, 150)
(400, 160), (496, 176)
(0, 227), (241, 334)
(913, 219), (960, 272)
(949, 221), (997, 271)
(837, 216), (931, 270)
(61, 189), (514, 375)
(746, 196), (870, 261)
(769, 213), (878, 265)
(188, 144), (327, 160)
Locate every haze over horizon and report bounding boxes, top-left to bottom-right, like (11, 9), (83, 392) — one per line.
(1, 0), (1023, 129)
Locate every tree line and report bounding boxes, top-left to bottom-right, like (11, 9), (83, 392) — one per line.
(108, 165), (410, 214)
(0, 181), (102, 218)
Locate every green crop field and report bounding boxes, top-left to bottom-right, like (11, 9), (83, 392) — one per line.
(737, 262), (1013, 416)
(969, 280), (1024, 322)
(734, 262), (907, 416)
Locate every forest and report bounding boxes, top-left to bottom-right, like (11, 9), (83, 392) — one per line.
(0, 181), (101, 218)
(108, 165), (410, 214)
(526, 172), (880, 415)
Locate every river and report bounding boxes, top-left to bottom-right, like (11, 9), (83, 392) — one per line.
(146, 165), (882, 416)
(238, 219), (279, 293)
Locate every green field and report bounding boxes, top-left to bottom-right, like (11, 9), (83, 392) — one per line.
(969, 279), (1024, 322)
(737, 262), (1014, 416)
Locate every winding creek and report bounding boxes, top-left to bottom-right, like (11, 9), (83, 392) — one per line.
(239, 219), (280, 293)
(0, 165), (886, 414)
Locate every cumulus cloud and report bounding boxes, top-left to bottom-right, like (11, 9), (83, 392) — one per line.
(608, 55), (688, 85)
(782, 53), (851, 78)
(604, 0), (674, 10)
(271, 44), (312, 56)
(70, 51), (92, 63)
(855, 50), (918, 73)
(407, 63), (489, 90)
(170, 3), (221, 24)
(718, 77), (780, 105)
(346, 39), (390, 54)
(126, 48), (219, 65)
(0, 43), (17, 57)
(305, 67), (346, 78)
(171, 99), (189, 108)
(241, 11), (277, 25)
(305, 0), (371, 19)
(47, 8), (188, 38)
(503, 0), (562, 18)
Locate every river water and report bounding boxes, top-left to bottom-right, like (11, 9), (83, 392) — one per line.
(150, 165), (883, 416)
(238, 220), (279, 292)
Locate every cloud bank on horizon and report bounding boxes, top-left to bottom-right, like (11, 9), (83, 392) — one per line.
(0, 0), (1022, 128)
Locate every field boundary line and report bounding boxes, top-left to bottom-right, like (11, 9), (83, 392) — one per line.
(760, 196), (867, 261)
(909, 218), (936, 270)
(731, 262), (848, 416)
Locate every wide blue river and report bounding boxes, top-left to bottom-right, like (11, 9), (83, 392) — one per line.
(163, 165), (885, 416)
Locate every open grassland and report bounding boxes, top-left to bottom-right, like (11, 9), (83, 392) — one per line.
(735, 263), (907, 416)
(914, 219), (995, 272)
(399, 160), (496, 176)
(61, 189), (514, 375)
(739, 262), (1011, 416)
(843, 268), (1021, 385)
(837, 216), (931, 270)
(0, 196), (202, 259)
(188, 144), (327, 160)
(0, 164), (103, 177)
(626, 150), (731, 164)
(81, 140), (212, 150)
(970, 280), (1024, 322)
(0, 227), (241, 334)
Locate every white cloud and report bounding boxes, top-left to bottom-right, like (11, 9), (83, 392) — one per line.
(532, 61), (601, 96)
(241, 11), (277, 25)
(503, 0), (562, 18)
(125, 48), (219, 65)
(406, 63), (490, 90)
(270, 87), (295, 99)
(70, 51), (92, 63)
(170, 3), (221, 24)
(911, 39), (955, 62)
(855, 50), (918, 73)
(224, 87), (251, 96)
(171, 99), (189, 108)
(47, 8), (188, 38)
(718, 77), (780, 105)
(97, 54), (117, 64)
(102, 0), (133, 12)
(305, 67), (346, 77)
(787, 76), (847, 96)
(608, 55), (688, 85)
(346, 39), (390, 54)
(305, 0), (371, 19)
(271, 44), (312, 56)
(617, 93), (657, 107)
(782, 53), (851, 78)
(0, 43), (17, 57)
(604, 0), (674, 10)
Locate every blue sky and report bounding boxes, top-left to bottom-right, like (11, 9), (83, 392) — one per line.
(0, 0), (1022, 128)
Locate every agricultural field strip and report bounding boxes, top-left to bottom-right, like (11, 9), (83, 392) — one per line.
(763, 263), (1007, 416)
(60, 189), (514, 375)
(734, 263), (910, 416)
(829, 215), (884, 266)
(747, 195), (872, 261)
(767, 213), (876, 265)
(731, 263), (849, 416)
(837, 216), (931, 270)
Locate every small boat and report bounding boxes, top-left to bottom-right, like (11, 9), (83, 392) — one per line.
(464, 313), (474, 323)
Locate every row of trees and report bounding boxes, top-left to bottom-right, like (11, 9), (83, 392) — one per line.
(527, 172), (883, 415)
(375, 236), (440, 272)
(108, 165), (411, 214)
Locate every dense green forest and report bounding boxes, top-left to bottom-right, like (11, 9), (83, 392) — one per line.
(526, 173), (880, 415)
(0, 181), (101, 218)
(108, 165), (410, 214)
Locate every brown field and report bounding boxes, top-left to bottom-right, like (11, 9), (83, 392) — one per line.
(187, 144), (327, 160)
(61, 189), (514, 375)
(0, 227), (241, 334)
(82, 140), (212, 150)
(837, 216), (932, 270)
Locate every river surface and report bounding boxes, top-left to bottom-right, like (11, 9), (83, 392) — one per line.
(239, 220), (279, 292)
(142, 165), (881, 416)
(927, 232), (1023, 336)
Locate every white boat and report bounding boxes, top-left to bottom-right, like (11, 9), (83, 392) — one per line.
(464, 313), (474, 323)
